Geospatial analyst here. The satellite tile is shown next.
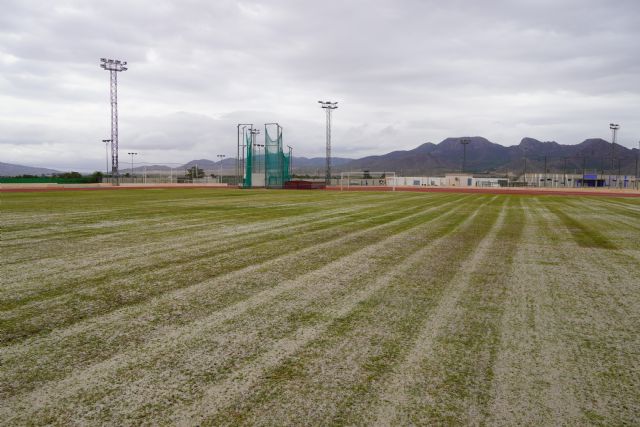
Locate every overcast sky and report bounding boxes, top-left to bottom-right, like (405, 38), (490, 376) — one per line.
(1, 0), (639, 171)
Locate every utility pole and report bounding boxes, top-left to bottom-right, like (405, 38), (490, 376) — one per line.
(582, 155), (586, 187)
(609, 123), (620, 188)
(319, 101), (338, 185)
(460, 138), (471, 173)
(544, 155), (548, 187)
(563, 157), (568, 187)
(100, 58), (128, 186)
(127, 152), (137, 180)
(102, 139), (111, 176)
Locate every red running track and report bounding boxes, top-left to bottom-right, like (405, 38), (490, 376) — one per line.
(2, 184), (639, 198)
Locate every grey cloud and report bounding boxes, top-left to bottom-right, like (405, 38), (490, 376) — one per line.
(1, 0), (639, 171)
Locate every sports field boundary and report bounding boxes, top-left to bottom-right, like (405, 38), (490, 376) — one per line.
(2, 183), (639, 197)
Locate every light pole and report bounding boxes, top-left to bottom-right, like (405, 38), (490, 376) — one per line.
(217, 154), (226, 183)
(100, 58), (128, 186)
(128, 152), (137, 181)
(319, 100), (338, 184)
(460, 138), (471, 173)
(102, 139), (111, 176)
(609, 123), (620, 188)
(287, 145), (293, 177)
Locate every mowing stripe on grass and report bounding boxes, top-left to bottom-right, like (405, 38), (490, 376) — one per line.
(0, 194), (457, 344)
(166, 197), (501, 426)
(0, 196), (486, 423)
(529, 199), (640, 425)
(0, 194), (474, 401)
(486, 198), (579, 425)
(369, 198), (512, 425)
(546, 202), (616, 249)
(201, 197), (504, 426)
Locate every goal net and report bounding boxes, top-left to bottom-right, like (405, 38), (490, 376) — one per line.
(339, 171), (396, 191)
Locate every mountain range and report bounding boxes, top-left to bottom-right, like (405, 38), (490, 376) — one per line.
(343, 137), (639, 176)
(2, 137), (638, 177)
(139, 137), (640, 176)
(0, 162), (61, 176)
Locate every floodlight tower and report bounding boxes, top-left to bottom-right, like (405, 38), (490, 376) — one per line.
(319, 101), (338, 184)
(460, 138), (471, 173)
(609, 123), (620, 188)
(127, 152), (137, 178)
(100, 58), (128, 185)
(217, 154), (226, 182)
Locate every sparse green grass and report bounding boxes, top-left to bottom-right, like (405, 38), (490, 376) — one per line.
(1, 189), (639, 425)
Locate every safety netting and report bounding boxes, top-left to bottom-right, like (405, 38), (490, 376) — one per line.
(264, 127), (290, 188)
(243, 130), (253, 188)
(243, 125), (290, 188)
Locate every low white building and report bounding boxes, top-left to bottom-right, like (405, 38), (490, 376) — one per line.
(389, 174), (506, 188)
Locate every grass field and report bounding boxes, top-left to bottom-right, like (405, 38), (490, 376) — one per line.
(1, 189), (639, 425)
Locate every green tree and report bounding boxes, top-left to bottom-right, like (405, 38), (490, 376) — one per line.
(185, 166), (204, 179)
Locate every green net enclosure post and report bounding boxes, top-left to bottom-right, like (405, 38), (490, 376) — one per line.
(244, 130), (253, 188)
(264, 123), (289, 189)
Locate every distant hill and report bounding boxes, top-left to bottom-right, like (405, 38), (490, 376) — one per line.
(136, 139), (638, 178)
(0, 162), (60, 177)
(6, 138), (636, 178)
(341, 137), (639, 176)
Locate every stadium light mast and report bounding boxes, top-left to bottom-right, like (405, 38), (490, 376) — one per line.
(127, 152), (137, 178)
(100, 58), (128, 186)
(102, 139), (111, 176)
(217, 154), (226, 182)
(319, 101), (338, 184)
(609, 123), (620, 188)
(460, 137), (471, 173)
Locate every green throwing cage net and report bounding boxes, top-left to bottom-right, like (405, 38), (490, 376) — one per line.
(265, 127), (290, 188)
(243, 131), (253, 188)
(243, 124), (290, 188)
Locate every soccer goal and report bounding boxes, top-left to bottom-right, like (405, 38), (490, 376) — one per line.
(340, 171), (396, 191)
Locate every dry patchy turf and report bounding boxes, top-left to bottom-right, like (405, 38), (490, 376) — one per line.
(0, 189), (639, 425)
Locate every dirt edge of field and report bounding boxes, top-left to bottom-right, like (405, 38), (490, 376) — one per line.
(2, 183), (639, 197)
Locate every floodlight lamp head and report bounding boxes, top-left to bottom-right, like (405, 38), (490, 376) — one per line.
(99, 57), (128, 72)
